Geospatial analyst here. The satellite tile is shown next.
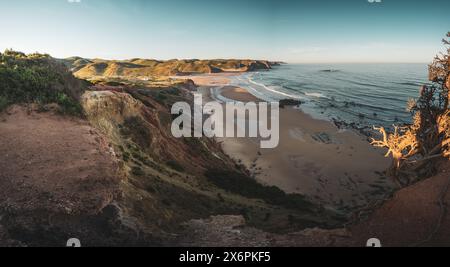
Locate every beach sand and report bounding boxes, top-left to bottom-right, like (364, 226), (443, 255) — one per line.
(180, 74), (394, 213)
(220, 86), (261, 102)
(179, 73), (234, 87)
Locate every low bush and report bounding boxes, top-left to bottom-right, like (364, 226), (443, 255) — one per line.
(0, 96), (9, 112)
(205, 168), (315, 211)
(166, 160), (185, 172)
(120, 116), (152, 149)
(0, 50), (86, 115)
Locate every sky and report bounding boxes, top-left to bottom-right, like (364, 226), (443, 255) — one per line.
(0, 0), (449, 63)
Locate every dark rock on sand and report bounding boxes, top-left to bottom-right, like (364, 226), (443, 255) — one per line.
(279, 99), (302, 108)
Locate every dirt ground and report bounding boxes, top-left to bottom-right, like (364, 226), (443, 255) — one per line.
(0, 105), (121, 216)
(349, 161), (450, 247)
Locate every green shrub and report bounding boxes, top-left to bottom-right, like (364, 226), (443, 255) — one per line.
(131, 166), (145, 177)
(155, 92), (168, 103)
(0, 50), (85, 116)
(205, 168), (315, 211)
(53, 92), (83, 115)
(122, 151), (131, 162)
(120, 116), (152, 149)
(166, 160), (185, 172)
(0, 96), (9, 112)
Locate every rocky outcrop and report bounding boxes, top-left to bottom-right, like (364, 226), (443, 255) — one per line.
(78, 85), (342, 244)
(176, 215), (352, 247)
(246, 61), (272, 72)
(81, 88), (231, 175)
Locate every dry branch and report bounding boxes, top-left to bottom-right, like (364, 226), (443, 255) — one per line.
(371, 33), (450, 186)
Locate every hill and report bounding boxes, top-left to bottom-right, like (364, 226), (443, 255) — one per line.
(64, 57), (280, 79)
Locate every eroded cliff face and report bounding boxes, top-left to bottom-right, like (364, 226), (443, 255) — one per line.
(79, 86), (250, 240)
(79, 84), (335, 242)
(81, 88), (233, 176)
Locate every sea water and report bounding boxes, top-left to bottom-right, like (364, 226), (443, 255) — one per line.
(229, 63), (430, 128)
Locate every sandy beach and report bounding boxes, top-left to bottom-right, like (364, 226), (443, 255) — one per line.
(220, 86), (262, 102)
(179, 74), (394, 214)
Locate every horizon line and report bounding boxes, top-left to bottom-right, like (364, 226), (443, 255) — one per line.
(0, 48), (431, 65)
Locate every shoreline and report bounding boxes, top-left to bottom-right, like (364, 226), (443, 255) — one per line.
(180, 73), (394, 214)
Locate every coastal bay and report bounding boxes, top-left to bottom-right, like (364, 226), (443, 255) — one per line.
(183, 73), (394, 213)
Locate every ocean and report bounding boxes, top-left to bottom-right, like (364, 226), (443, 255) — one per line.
(229, 63), (430, 128)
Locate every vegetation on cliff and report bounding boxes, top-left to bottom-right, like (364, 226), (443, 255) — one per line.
(0, 50), (87, 115)
(372, 33), (450, 186)
(205, 169), (315, 212)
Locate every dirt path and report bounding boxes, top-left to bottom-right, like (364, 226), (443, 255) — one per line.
(0, 106), (121, 216)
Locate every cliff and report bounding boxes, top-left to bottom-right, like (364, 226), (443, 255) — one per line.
(0, 51), (334, 246)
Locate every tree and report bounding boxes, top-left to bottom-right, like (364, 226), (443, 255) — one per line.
(372, 32), (450, 186)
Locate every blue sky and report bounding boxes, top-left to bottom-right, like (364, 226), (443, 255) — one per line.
(0, 0), (448, 63)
